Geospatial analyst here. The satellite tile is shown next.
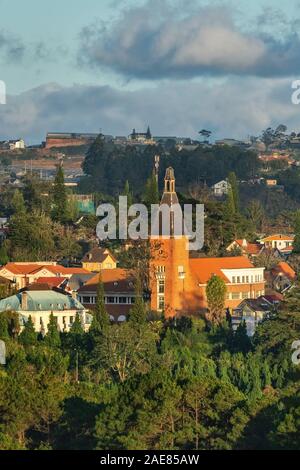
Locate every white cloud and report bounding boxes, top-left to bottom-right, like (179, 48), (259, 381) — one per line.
(0, 77), (298, 144)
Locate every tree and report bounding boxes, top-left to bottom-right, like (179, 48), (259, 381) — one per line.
(144, 173), (159, 208)
(122, 180), (133, 207)
(293, 210), (300, 254)
(0, 314), (9, 340)
(11, 190), (26, 215)
(206, 275), (227, 325)
(70, 313), (84, 335)
(247, 200), (265, 232)
(228, 172), (239, 213)
(19, 316), (37, 346)
(52, 165), (67, 223)
(128, 276), (147, 327)
(0, 245), (9, 265)
(44, 314), (61, 348)
(90, 278), (109, 334)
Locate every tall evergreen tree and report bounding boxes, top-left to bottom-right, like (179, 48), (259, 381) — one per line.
(228, 172), (239, 213)
(11, 189), (26, 215)
(52, 165), (67, 223)
(70, 313), (84, 335)
(128, 275), (147, 326)
(44, 313), (61, 348)
(206, 275), (227, 325)
(144, 173), (159, 208)
(90, 277), (110, 333)
(19, 316), (37, 346)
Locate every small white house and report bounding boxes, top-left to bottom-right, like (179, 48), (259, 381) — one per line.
(212, 180), (231, 197)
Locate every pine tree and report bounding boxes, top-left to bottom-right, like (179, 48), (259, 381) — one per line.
(52, 165), (67, 223)
(128, 276), (147, 326)
(228, 172), (239, 213)
(19, 316), (37, 346)
(44, 313), (61, 348)
(70, 313), (84, 335)
(206, 275), (227, 325)
(224, 186), (236, 219)
(11, 189), (26, 215)
(144, 173), (159, 209)
(90, 278), (109, 333)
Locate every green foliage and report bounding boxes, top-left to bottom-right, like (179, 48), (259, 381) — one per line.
(52, 165), (67, 223)
(144, 173), (159, 208)
(206, 275), (227, 325)
(19, 316), (37, 347)
(44, 314), (61, 348)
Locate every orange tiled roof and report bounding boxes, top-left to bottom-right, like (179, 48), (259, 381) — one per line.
(190, 256), (255, 284)
(272, 261), (296, 280)
(35, 277), (68, 287)
(78, 268), (134, 293)
(235, 240), (263, 255)
(261, 234), (294, 242)
(46, 266), (90, 275)
(0, 263), (55, 275)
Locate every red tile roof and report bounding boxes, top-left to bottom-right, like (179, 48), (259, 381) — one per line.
(190, 256), (255, 284)
(235, 240), (263, 255)
(261, 234), (294, 242)
(35, 277), (68, 287)
(78, 268), (134, 294)
(271, 262), (296, 280)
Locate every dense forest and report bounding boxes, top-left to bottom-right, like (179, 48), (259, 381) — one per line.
(80, 136), (260, 196)
(0, 283), (299, 450)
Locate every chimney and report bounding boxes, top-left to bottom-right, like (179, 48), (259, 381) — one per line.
(21, 291), (28, 310)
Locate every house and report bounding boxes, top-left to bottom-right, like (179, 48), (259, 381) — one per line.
(232, 297), (275, 336)
(268, 261), (296, 293)
(227, 239), (263, 258)
(212, 180), (231, 197)
(149, 168), (265, 318)
(77, 269), (136, 323)
(8, 139), (25, 150)
(259, 234), (294, 252)
(0, 262), (90, 290)
(0, 288), (91, 333)
(81, 247), (117, 272)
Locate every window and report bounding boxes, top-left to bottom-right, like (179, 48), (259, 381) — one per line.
(107, 297), (115, 304)
(119, 297), (127, 304)
(158, 280), (165, 294)
(231, 292), (241, 300)
(82, 296), (91, 304)
(237, 277), (240, 284)
(158, 297), (165, 311)
(242, 292), (249, 299)
(70, 316), (74, 325)
(232, 277), (236, 284)
(246, 276), (249, 283)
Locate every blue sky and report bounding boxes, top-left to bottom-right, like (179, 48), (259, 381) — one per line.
(1, 0), (300, 142)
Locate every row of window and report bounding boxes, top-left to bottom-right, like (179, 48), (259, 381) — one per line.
(231, 274), (263, 284)
(226, 291), (264, 300)
(79, 296), (135, 305)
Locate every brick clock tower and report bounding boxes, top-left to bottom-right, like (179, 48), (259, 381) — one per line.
(150, 168), (191, 318)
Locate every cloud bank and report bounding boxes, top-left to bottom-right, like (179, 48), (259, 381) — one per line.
(78, 1), (300, 80)
(0, 78), (297, 144)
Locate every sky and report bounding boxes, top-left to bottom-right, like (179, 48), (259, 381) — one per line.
(1, 0), (300, 143)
